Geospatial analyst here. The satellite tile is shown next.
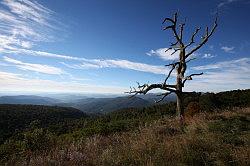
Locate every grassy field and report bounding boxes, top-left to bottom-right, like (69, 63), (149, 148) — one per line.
(5, 107), (249, 166)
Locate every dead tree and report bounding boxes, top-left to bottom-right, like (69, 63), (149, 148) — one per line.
(126, 12), (218, 121)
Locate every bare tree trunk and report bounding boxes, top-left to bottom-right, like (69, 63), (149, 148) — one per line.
(176, 93), (182, 117)
(176, 77), (184, 118)
(176, 93), (185, 124)
(176, 57), (184, 124)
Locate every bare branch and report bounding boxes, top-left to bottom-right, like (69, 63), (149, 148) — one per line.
(173, 12), (177, 22)
(179, 23), (185, 41)
(165, 47), (172, 52)
(126, 83), (176, 97)
(205, 26), (209, 36)
(185, 27), (201, 49)
(162, 17), (175, 24)
(171, 49), (179, 55)
(170, 41), (178, 47)
(165, 61), (179, 67)
(164, 66), (175, 84)
(162, 12), (183, 46)
(163, 25), (174, 30)
(186, 57), (196, 63)
(185, 17), (218, 58)
(182, 72), (203, 86)
(164, 62), (179, 85)
(155, 92), (173, 103)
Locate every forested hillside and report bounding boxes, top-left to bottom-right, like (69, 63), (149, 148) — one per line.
(0, 105), (87, 144)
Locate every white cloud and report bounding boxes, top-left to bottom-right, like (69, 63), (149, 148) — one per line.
(1, 0), (52, 27)
(0, 0), (61, 53)
(146, 48), (179, 61)
(214, 0), (250, 15)
(60, 62), (101, 70)
(3, 56), (64, 75)
(2, 48), (171, 75)
(106, 59), (167, 74)
(0, 71), (22, 79)
(185, 57), (250, 92)
(185, 70), (250, 92)
(217, 0), (250, 8)
(61, 59), (168, 75)
(217, 0), (239, 8)
(192, 58), (249, 71)
(0, 71), (127, 94)
(20, 41), (32, 49)
(221, 46), (235, 53)
(202, 53), (215, 59)
(4, 48), (83, 60)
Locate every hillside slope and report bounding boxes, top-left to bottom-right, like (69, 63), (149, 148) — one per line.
(1, 89), (250, 165)
(2, 107), (249, 165)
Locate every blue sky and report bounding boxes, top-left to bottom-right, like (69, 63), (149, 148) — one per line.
(0, 0), (249, 94)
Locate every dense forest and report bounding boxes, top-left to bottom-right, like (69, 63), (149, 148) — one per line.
(0, 89), (250, 165)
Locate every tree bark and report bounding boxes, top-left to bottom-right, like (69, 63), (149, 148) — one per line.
(176, 77), (184, 118)
(176, 93), (185, 124)
(176, 49), (185, 123)
(176, 93), (182, 116)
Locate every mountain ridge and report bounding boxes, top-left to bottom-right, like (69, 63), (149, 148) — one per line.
(0, 94), (176, 113)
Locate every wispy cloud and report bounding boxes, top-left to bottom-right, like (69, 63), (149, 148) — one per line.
(3, 56), (64, 75)
(221, 46), (235, 53)
(0, 71), (22, 79)
(186, 58), (250, 91)
(0, 0), (61, 53)
(146, 48), (179, 61)
(2, 48), (170, 75)
(214, 0), (250, 15)
(2, 48), (83, 60)
(61, 59), (168, 75)
(2, 0), (54, 27)
(192, 57), (249, 70)
(217, 0), (239, 8)
(0, 71), (127, 93)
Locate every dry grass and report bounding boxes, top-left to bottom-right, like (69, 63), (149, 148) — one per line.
(8, 107), (250, 166)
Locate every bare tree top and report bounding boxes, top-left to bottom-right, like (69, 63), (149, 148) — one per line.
(126, 12), (218, 104)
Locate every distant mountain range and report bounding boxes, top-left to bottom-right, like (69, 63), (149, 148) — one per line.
(0, 95), (60, 105)
(58, 96), (151, 113)
(0, 94), (176, 113)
